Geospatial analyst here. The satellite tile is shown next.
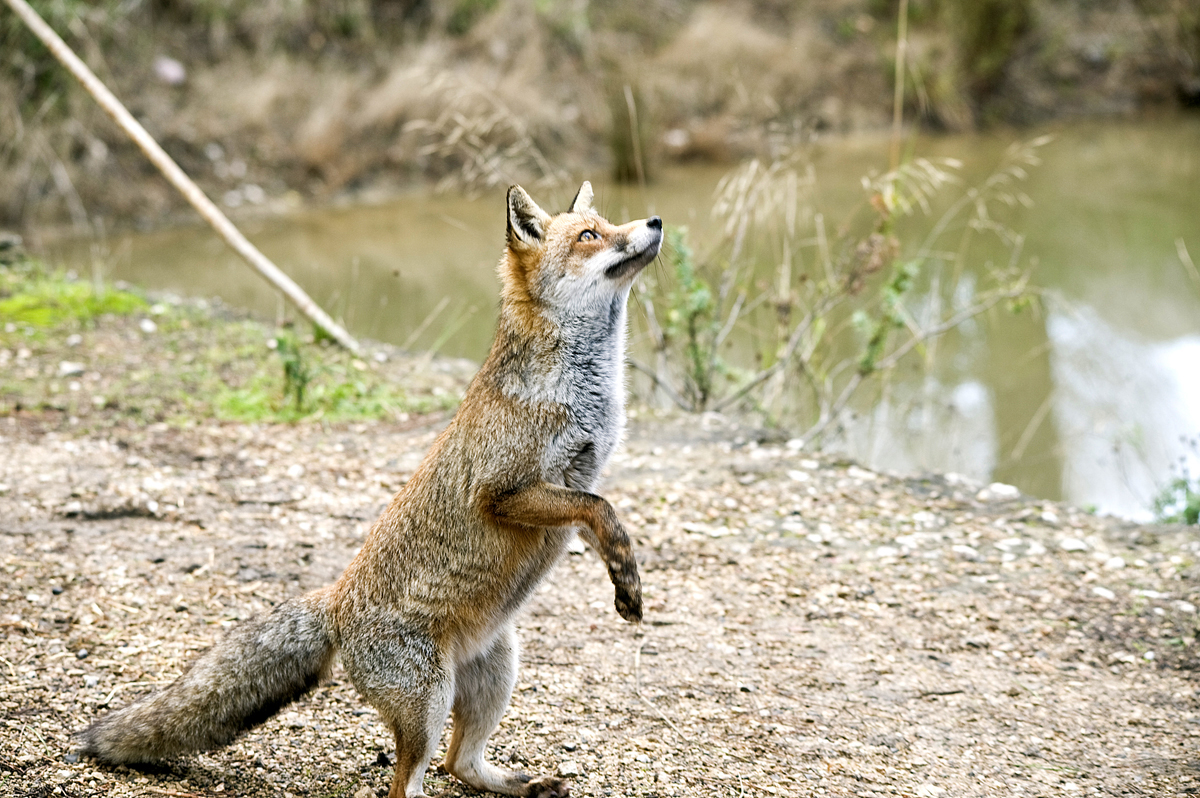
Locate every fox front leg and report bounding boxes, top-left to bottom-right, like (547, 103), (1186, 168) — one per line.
(488, 482), (643, 622)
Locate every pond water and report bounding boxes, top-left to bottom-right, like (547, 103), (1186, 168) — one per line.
(38, 117), (1200, 520)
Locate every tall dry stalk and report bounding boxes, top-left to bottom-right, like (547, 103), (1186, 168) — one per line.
(890, 0), (910, 170)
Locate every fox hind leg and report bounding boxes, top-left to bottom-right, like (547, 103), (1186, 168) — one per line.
(340, 626), (453, 798)
(445, 624), (569, 797)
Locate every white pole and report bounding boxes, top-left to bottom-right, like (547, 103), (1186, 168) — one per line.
(3, 0), (361, 353)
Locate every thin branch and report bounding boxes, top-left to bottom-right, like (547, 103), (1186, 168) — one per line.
(633, 636), (691, 743)
(1178, 238), (1200, 294)
(4, 0), (360, 351)
(710, 297), (834, 413)
(875, 282), (1029, 373)
(628, 359), (692, 411)
(797, 281), (1032, 446)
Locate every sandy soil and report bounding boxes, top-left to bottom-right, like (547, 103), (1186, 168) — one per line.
(2, 404), (1200, 798)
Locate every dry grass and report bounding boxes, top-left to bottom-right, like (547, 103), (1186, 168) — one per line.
(4, 1), (1195, 228)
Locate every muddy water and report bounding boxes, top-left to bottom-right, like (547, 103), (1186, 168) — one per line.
(40, 118), (1200, 519)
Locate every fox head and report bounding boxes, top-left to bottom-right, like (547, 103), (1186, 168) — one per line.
(499, 182), (663, 326)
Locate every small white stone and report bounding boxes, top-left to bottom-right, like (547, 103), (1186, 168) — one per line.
(57, 360), (85, 377)
(1103, 556), (1125, 570)
(286, 464), (306, 479)
(1092, 586), (1116, 600)
(951, 544), (979, 561)
(787, 469), (810, 482)
(557, 760), (580, 777)
(1060, 537), (1089, 552)
(139, 318), (158, 334)
(1174, 601), (1196, 614)
(242, 184), (266, 204)
(153, 55), (187, 85)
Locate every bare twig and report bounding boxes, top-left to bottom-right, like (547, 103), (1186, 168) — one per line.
(710, 297), (834, 413)
(401, 295), (451, 351)
(99, 680), (172, 707)
(3, 0), (360, 352)
(623, 84), (646, 192)
(797, 282), (1032, 446)
(1178, 238), (1200, 294)
(641, 297), (674, 411)
(633, 636), (690, 743)
(629, 359), (691, 411)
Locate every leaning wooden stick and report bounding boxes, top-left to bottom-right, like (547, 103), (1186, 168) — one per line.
(3, 0), (360, 353)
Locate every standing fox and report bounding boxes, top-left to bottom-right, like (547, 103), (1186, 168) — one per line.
(78, 183), (662, 798)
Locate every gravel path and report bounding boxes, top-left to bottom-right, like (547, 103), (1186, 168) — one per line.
(2, 406), (1199, 798)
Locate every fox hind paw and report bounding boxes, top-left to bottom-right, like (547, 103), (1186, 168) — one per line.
(526, 775), (570, 797)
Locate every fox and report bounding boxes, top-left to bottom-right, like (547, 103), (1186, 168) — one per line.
(76, 182), (663, 798)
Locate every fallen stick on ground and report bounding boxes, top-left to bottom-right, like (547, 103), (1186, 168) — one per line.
(3, 0), (361, 353)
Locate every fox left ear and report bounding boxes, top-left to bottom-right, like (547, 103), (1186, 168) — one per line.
(568, 181), (594, 214)
(507, 185), (550, 248)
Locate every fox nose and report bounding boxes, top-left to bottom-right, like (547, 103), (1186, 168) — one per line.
(647, 216), (662, 230)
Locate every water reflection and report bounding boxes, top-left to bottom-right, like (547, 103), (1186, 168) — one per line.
(1048, 309), (1200, 520)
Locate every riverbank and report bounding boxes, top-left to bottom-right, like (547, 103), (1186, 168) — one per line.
(3, 252), (1200, 797)
(3, 0), (1198, 231)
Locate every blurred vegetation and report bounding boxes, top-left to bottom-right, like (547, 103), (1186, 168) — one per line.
(0, 253), (455, 426)
(869, 0), (1033, 129)
(632, 138), (1046, 441)
(3, 0), (1197, 227)
(1153, 438), (1200, 525)
(0, 257), (145, 328)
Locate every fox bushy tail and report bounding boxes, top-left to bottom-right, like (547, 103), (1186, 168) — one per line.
(78, 593), (335, 764)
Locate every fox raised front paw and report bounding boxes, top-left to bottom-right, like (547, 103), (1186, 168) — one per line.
(525, 775), (570, 797)
(614, 583), (643, 623)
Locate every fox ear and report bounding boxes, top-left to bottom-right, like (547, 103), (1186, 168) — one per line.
(569, 181), (594, 214)
(507, 185), (550, 248)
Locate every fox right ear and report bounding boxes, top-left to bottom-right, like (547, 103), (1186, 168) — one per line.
(568, 181), (594, 214)
(507, 185), (550, 248)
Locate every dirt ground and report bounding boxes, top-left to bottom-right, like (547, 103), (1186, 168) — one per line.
(3, 399), (1200, 797)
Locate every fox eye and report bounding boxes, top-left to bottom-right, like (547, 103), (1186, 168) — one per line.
(578, 230), (599, 242)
